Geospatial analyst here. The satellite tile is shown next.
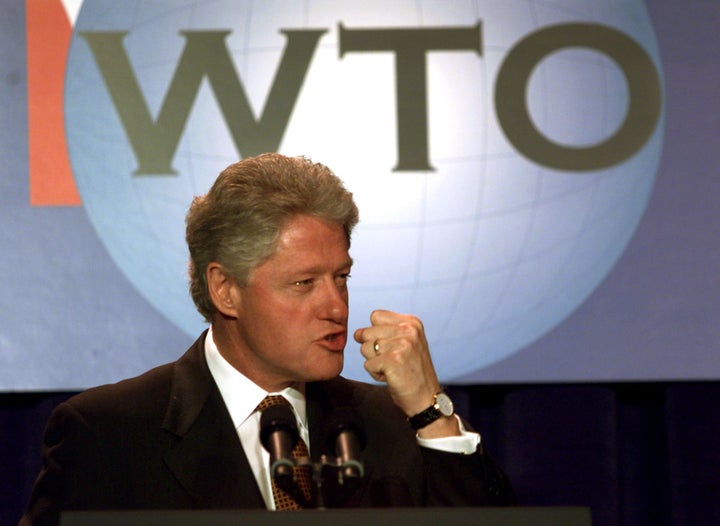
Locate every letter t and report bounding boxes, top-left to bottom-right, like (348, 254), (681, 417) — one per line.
(339, 22), (482, 171)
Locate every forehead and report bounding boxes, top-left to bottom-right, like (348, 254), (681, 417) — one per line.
(258, 215), (351, 273)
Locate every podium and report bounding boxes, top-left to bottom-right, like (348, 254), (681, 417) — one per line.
(62, 507), (592, 526)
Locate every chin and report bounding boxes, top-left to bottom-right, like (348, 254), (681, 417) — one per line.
(309, 357), (343, 382)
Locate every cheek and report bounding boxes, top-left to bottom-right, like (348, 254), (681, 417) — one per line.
(264, 302), (311, 335)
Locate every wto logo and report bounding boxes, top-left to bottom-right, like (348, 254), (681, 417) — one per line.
(32, 0), (665, 381)
(80, 21), (660, 175)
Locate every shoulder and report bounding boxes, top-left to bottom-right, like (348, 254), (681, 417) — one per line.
(67, 361), (175, 416)
(56, 333), (208, 426)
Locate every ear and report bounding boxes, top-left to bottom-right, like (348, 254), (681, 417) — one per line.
(206, 262), (241, 318)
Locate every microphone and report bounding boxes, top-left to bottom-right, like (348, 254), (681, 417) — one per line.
(260, 403), (299, 491)
(327, 409), (366, 483)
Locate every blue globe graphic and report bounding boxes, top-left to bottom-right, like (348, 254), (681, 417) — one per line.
(65, 0), (664, 382)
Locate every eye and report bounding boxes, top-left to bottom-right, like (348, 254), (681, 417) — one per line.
(336, 273), (351, 286)
(293, 278), (314, 287)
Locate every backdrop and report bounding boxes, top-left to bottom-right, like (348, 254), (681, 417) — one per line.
(1, 0), (718, 390)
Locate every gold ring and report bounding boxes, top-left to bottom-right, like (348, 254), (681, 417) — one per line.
(373, 340), (380, 354)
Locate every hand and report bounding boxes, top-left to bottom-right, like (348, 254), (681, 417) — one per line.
(353, 310), (460, 437)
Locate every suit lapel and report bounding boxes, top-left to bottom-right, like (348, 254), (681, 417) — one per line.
(161, 333), (265, 508)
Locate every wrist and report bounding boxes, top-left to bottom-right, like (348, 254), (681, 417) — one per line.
(407, 391), (455, 431)
(416, 413), (461, 439)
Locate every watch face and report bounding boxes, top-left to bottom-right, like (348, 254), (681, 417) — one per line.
(436, 392), (454, 416)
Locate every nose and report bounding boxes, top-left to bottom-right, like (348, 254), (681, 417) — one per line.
(319, 277), (349, 323)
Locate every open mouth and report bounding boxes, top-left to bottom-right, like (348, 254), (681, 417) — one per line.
(321, 331), (347, 350)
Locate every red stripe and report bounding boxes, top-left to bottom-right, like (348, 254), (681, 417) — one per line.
(27, 0), (81, 206)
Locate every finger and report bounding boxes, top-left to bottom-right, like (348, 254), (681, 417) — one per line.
(353, 326), (366, 344)
(371, 310), (426, 343)
(353, 311), (394, 343)
(358, 338), (377, 360)
(353, 311), (404, 342)
(363, 357), (386, 383)
(354, 323), (397, 348)
(369, 309), (403, 326)
(359, 335), (391, 360)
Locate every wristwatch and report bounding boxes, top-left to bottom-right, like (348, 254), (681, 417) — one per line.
(408, 391), (454, 430)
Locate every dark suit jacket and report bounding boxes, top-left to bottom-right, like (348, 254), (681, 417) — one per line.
(20, 333), (513, 525)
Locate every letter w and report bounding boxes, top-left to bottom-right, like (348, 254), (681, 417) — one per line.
(81, 30), (325, 174)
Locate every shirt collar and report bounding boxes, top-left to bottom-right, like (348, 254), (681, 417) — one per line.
(204, 326), (307, 430)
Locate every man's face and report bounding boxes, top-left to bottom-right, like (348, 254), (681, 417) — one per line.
(229, 214), (352, 391)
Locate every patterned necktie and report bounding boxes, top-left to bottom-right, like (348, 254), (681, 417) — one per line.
(256, 395), (313, 510)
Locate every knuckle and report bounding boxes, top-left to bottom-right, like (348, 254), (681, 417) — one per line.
(399, 320), (423, 340)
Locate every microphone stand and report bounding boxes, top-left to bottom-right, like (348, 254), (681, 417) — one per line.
(280, 454), (363, 509)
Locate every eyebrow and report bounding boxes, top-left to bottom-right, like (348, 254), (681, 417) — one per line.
(291, 258), (354, 278)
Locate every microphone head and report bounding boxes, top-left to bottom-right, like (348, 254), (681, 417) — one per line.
(326, 407), (366, 453)
(259, 403), (299, 451)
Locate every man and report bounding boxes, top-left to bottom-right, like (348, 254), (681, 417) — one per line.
(21, 153), (513, 525)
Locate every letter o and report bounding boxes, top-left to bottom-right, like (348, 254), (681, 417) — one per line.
(495, 23), (662, 171)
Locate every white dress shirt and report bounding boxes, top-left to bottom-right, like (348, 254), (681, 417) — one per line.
(204, 326), (481, 509)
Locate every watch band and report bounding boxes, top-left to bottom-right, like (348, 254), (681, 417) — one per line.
(407, 391), (454, 430)
(408, 405), (440, 430)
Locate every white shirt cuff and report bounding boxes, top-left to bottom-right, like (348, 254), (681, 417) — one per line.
(415, 415), (481, 455)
